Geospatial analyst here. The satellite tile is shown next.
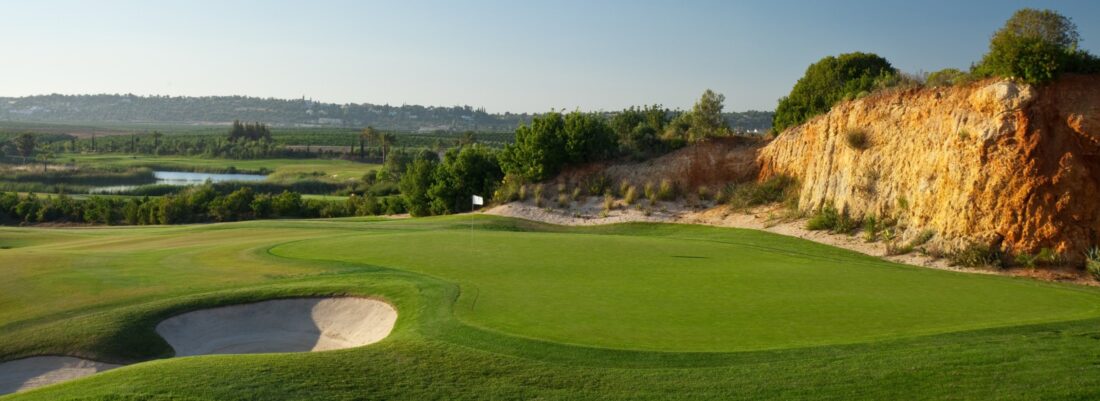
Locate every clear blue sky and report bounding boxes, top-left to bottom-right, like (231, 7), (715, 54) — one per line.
(0, 0), (1095, 113)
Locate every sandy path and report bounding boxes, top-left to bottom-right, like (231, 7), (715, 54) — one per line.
(0, 356), (120, 395)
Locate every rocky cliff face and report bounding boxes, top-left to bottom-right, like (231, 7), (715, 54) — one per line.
(759, 75), (1100, 261)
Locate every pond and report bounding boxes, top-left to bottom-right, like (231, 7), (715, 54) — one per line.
(90, 171), (268, 193)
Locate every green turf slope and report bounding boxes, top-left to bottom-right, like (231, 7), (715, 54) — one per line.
(270, 222), (1100, 351)
(2, 216), (1100, 400)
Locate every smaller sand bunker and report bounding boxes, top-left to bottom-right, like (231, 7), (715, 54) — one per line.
(0, 356), (120, 394)
(156, 297), (397, 356)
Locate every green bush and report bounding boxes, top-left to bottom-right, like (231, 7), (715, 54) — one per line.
(773, 52), (897, 132)
(1014, 247), (1061, 268)
(862, 216), (879, 242)
(925, 68), (970, 87)
(806, 203), (840, 231)
(950, 243), (1003, 268)
(973, 8), (1099, 84)
(499, 111), (617, 181)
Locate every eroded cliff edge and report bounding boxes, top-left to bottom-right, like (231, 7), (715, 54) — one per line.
(759, 75), (1100, 261)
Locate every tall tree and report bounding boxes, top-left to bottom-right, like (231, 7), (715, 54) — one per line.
(13, 134), (36, 164)
(359, 126), (376, 159)
(380, 132), (397, 164)
(399, 157), (437, 217)
(974, 8), (1097, 84)
(35, 144), (54, 172)
(687, 89), (730, 141)
(428, 145), (503, 214)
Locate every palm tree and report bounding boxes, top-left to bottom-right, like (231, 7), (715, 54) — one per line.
(379, 133), (396, 164)
(359, 126), (376, 160)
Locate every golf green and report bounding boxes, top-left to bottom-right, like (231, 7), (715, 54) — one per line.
(3, 215), (1100, 400)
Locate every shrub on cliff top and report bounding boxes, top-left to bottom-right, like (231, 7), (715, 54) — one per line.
(973, 8), (1100, 84)
(773, 52), (897, 133)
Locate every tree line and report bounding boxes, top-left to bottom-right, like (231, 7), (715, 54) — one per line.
(396, 89), (744, 217)
(0, 185), (406, 226)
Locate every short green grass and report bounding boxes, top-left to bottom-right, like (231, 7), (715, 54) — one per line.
(3, 216), (1100, 400)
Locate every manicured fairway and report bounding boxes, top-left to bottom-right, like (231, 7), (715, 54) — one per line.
(271, 224), (1100, 351)
(3, 216), (1100, 400)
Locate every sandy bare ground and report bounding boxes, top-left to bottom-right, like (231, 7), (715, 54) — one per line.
(0, 356), (120, 395)
(156, 297), (398, 356)
(486, 200), (1095, 286)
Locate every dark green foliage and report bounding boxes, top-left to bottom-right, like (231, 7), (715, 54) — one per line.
(227, 120), (272, 142)
(428, 145), (504, 214)
(610, 105), (672, 158)
(0, 185), (402, 226)
(973, 8), (1099, 84)
(925, 68), (970, 87)
(687, 89), (730, 141)
(773, 53), (897, 132)
(564, 111), (618, 164)
(806, 203), (859, 233)
(950, 243), (1003, 268)
(500, 111), (616, 181)
(12, 133), (36, 163)
(500, 113), (567, 181)
(398, 158), (438, 217)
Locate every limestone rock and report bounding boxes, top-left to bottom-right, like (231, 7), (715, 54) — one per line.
(758, 75), (1100, 261)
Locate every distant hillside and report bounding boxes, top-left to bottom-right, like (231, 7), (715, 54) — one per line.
(0, 94), (773, 133)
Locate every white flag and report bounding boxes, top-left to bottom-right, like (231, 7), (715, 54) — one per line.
(472, 195), (484, 206)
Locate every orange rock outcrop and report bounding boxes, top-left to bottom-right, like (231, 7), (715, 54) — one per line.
(759, 75), (1100, 261)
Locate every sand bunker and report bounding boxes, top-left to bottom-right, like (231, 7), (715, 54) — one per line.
(156, 297), (398, 356)
(0, 297), (395, 394)
(0, 356), (120, 394)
